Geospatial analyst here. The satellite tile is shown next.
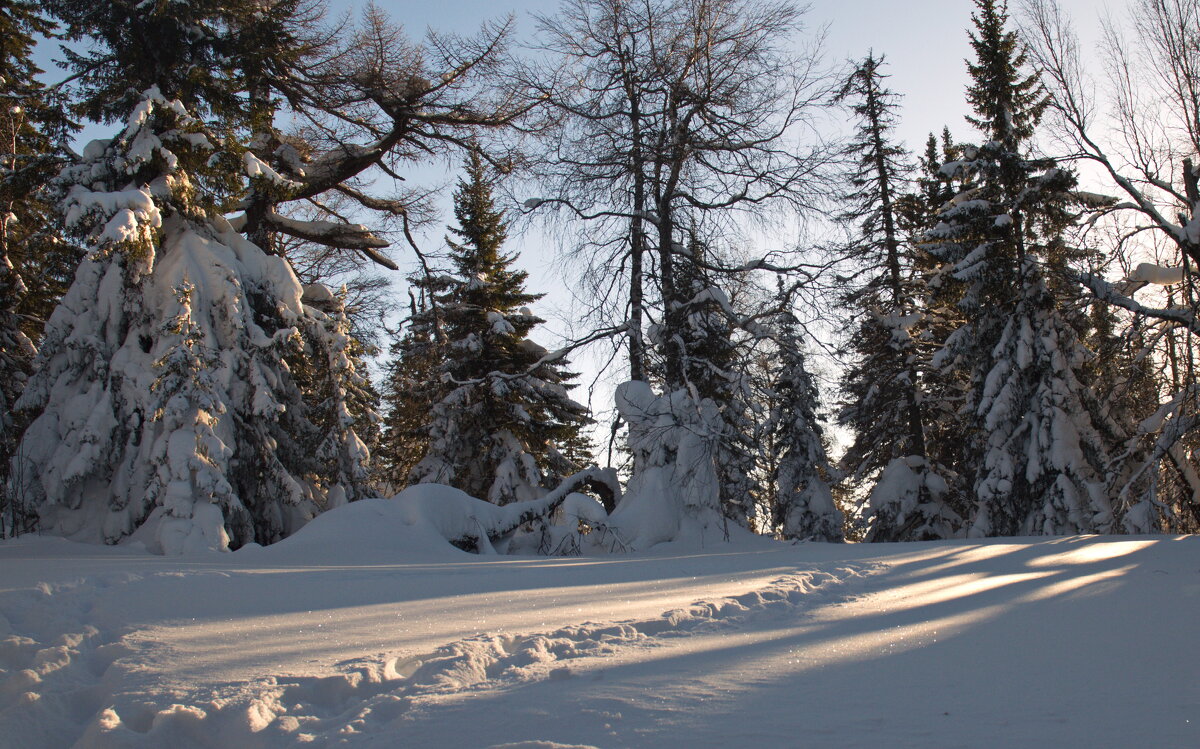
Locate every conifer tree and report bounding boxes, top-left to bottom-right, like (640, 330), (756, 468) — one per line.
(927, 0), (1114, 536)
(768, 306), (842, 541)
(903, 129), (973, 490)
(377, 288), (445, 491)
(833, 54), (962, 541)
(0, 1), (79, 535)
(295, 285), (380, 507)
(12, 0), (374, 551)
(404, 149), (592, 504)
(669, 235), (761, 525)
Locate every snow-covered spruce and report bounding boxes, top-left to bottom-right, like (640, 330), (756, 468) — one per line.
(295, 285), (377, 509)
(766, 311), (843, 542)
(831, 54), (963, 542)
(930, 163), (1115, 537)
(862, 457), (959, 542)
(0, 0), (79, 538)
(12, 90), (371, 552)
(925, 0), (1116, 536)
(670, 246), (761, 525)
(399, 149), (591, 505)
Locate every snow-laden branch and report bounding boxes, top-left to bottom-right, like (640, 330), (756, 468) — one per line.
(1075, 271), (1200, 334)
(438, 467), (622, 552)
(262, 210), (399, 270)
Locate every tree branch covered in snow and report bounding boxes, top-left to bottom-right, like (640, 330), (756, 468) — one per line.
(1074, 271), (1200, 334)
(443, 467), (620, 552)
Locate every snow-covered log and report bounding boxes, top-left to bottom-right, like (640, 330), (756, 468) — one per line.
(395, 467), (619, 553)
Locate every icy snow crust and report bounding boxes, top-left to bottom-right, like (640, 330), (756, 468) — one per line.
(1, 494), (1197, 748)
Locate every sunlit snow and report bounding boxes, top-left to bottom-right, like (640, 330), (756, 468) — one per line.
(1, 494), (1196, 748)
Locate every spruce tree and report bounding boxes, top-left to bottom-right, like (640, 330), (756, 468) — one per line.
(295, 285), (380, 507)
(1086, 301), (1166, 531)
(768, 306), (842, 541)
(927, 0), (1114, 536)
(904, 129), (973, 490)
(833, 54), (963, 541)
(0, 1), (79, 535)
(404, 149), (592, 504)
(377, 288), (445, 492)
(13, 0), (373, 551)
(671, 235), (760, 525)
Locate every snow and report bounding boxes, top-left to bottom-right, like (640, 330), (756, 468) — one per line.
(1132, 262), (1184, 286)
(1, 510), (1196, 748)
(243, 152), (300, 188)
(487, 310), (516, 335)
(301, 283), (336, 305)
(62, 186), (161, 248)
(1185, 210), (1200, 245)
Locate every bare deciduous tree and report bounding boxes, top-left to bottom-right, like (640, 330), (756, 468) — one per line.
(523, 0), (835, 388)
(1022, 0), (1200, 528)
(238, 3), (531, 276)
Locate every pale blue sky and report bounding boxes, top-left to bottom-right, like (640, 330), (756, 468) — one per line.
(383, 0), (1117, 155)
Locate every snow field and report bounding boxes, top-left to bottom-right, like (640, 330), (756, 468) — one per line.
(2, 506), (1198, 748)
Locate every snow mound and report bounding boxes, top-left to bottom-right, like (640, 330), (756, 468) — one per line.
(245, 493), (475, 564)
(247, 481), (612, 563)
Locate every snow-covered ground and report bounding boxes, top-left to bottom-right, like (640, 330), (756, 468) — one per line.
(2, 498), (1197, 748)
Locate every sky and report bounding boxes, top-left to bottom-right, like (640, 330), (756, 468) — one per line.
(386, 0), (1117, 159)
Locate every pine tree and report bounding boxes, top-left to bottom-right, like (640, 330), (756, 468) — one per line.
(927, 0), (1114, 536)
(768, 307), (842, 541)
(0, 1), (80, 536)
(12, 1), (374, 551)
(404, 149), (592, 504)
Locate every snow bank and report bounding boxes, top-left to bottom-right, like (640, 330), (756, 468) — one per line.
(245, 495), (474, 564)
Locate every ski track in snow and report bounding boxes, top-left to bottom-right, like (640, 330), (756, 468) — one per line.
(0, 562), (879, 748)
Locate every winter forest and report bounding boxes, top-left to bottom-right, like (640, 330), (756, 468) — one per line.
(4, 1), (1200, 746)
(3, 0), (1200, 555)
